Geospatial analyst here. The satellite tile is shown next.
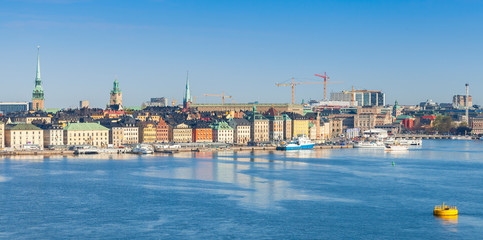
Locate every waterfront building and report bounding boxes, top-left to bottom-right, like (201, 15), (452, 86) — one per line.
(282, 114), (292, 140)
(42, 125), (64, 148)
(247, 106), (269, 142)
(319, 119), (331, 140)
(191, 122), (213, 143)
(119, 118), (139, 145)
(353, 106), (392, 132)
(228, 118), (251, 144)
(137, 121), (157, 143)
(32, 47), (45, 111)
(63, 122), (109, 147)
(0, 102), (30, 114)
(0, 121), (4, 148)
(169, 123), (192, 143)
(155, 119), (169, 143)
(265, 108), (284, 142)
(5, 124), (44, 149)
(329, 118), (343, 138)
(183, 73), (192, 109)
(470, 116), (483, 135)
(211, 121), (234, 143)
(109, 78), (123, 110)
(285, 113), (309, 138)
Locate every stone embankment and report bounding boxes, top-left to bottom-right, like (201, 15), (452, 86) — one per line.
(0, 144), (353, 156)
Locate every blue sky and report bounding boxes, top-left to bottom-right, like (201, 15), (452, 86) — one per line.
(0, 0), (482, 108)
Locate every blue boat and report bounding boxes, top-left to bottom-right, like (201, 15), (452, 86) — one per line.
(277, 135), (315, 150)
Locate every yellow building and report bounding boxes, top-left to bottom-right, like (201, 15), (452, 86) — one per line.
(5, 124), (44, 149)
(292, 118), (309, 137)
(63, 122), (109, 147)
(169, 123), (192, 143)
(138, 122), (156, 143)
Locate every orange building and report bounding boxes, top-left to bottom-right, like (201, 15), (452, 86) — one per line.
(191, 123), (213, 143)
(156, 119), (169, 143)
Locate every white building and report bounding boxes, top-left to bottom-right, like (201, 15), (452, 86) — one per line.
(4, 124), (44, 149)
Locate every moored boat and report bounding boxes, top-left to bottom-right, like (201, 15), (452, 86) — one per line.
(277, 135), (314, 150)
(132, 144), (154, 154)
(384, 144), (408, 151)
(354, 141), (385, 149)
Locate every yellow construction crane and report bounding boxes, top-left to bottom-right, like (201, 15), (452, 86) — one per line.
(204, 91), (232, 105)
(172, 98), (177, 107)
(275, 77), (325, 104)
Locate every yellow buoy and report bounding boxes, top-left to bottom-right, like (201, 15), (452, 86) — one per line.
(433, 203), (458, 216)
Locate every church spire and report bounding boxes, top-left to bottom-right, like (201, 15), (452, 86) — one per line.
(183, 71), (192, 108)
(32, 45), (45, 111)
(36, 46), (41, 80)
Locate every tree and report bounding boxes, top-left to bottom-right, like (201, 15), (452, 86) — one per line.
(433, 115), (454, 134)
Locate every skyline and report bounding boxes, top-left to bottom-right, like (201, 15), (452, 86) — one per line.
(1, 0), (482, 108)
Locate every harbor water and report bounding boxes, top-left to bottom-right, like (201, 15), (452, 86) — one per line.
(0, 140), (482, 239)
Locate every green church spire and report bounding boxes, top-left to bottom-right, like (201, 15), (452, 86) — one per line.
(111, 77), (121, 94)
(32, 46), (44, 100)
(183, 71), (191, 103)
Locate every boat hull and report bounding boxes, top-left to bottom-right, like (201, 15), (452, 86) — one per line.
(278, 144), (315, 150)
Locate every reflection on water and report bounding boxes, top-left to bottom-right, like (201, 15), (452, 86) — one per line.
(435, 215), (458, 232)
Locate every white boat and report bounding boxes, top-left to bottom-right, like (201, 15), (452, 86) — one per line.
(354, 141), (386, 149)
(384, 138), (422, 146)
(132, 144), (154, 154)
(277, 135), (315, 150)
(73, 145), (99, 154)
(384, 144), (408, 151)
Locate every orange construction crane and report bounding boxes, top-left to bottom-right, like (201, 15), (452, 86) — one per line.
(342, 86), (381, 106)
(172, 98), (177, 107)
(204, 91), (232, 104)
(275, 77), (326, 104)
(314, 72), (344, 101)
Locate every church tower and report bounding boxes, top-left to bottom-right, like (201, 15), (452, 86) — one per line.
(32, 46), (44, 111)
(183, 71), (192, 109)
(109, 78), (123, 110)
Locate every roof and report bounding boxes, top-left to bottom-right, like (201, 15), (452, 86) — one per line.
(64, 122), (109, 131)
(5, 123), (42, 131)
(396, 115), (415, 120)
(211, 121), (233, 130)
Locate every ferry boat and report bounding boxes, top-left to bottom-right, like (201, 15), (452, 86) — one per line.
(354, 141), (386, 149)
(384, 138), (422, 146)
(433, 203), (458, 216)
(132, 144), (154, 154)
(277, 136), (314, 150)
(384, 144), (408, 151)
(73, 145), (99, 155)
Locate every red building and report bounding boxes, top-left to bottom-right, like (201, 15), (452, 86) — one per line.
(155, 119), (169, 143)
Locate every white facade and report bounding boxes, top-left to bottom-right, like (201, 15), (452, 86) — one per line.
(213, 128), (234, 143)
(5, 128), (43, 149)
(43, 129), (64, 148)
(234, 125), (250, 144)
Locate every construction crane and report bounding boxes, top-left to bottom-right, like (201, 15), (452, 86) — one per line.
(204, 91), (232, 105)
(172, 98), (177, 107)
(275, 77), (327, 104)
(314, 72), (344, 101)
(342, 86), (382, 106)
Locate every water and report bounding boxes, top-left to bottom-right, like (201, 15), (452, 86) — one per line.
(0, 140), (482, 239)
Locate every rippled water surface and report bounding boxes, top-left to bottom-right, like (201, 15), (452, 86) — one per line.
(1, 140), (482, 239)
